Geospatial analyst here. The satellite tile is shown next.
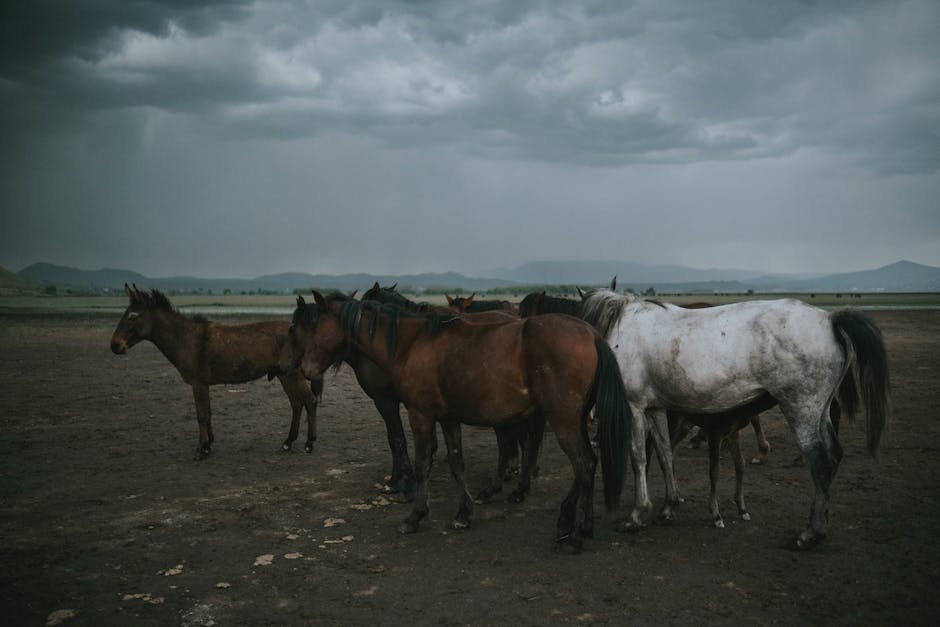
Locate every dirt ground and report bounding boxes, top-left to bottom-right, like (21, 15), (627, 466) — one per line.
(1, 308), (938, 626)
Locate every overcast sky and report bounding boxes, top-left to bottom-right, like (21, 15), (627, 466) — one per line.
(1, 0), (938, 278)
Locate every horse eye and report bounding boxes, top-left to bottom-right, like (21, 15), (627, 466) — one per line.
(127, 312), (140, 320)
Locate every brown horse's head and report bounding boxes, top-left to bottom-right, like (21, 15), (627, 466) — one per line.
(288, 291), (348, 381)
(110, 283), (160, 354)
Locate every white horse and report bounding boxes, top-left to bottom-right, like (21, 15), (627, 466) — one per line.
(580, 290), (891, 549)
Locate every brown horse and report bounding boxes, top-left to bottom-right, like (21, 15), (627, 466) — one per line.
(287, 291), (632, 551)
(445, 293), (518, 314)
(110, 284), (321, 460)
(361, 283), (539, 503)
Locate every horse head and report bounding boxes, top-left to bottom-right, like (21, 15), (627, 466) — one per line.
(110, 283), (159, 354)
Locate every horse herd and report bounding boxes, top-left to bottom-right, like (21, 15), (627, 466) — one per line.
(110, 280), (891, 553)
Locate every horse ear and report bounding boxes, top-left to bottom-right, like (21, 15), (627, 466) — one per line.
(371, 281), (380, 290)
(610, 275), (617, 291)
(390, 283), (397, 290)
(296, 295), (306, 309)
(445, 294), (454, 305)
(312, 290), (328, 310)
(466, 293), (475, 304)
(348, 290), (358, 299)
(124, 283), (135, 300)
(577, 287), (585, 299)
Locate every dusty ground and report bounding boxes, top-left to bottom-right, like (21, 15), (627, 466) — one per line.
(1, 308), (938, 626)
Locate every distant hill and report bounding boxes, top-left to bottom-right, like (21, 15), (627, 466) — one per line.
(496, 260), (795, 285)
(14, 259), (940, 294)
(1, 265), (39, 293)
(14, 263), (516, 294)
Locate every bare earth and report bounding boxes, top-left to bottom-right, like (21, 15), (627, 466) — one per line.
(1, 309), (938, 625)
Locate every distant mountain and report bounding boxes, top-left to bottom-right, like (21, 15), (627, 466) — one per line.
(1, 265), (38, 292)
(14, 263), (516, 293)
(497, 260), (784, 285)
(787, 260), (940, 292)
(14, 259), (940, 294)
(18, 263), (148, 290)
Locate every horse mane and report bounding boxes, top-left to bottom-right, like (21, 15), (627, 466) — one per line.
(338, 297), (456, 359)
(519, 292), (581, 317)
(363, 284), (439, 313)
(141, 289), (209, 324)
(580, 289), (630, 339)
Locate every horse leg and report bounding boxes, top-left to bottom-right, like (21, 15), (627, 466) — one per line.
(649, 409), (680, 523)
(277, 374), (304, 452)
(399, 412), (435, 534)
(731, 429), (750, 522)
(192, 384), (212, 460)
(476, 424), (513, 503)
(439, 419), (474, 530)
(786, 402), (843, 550)
(749, 415), (770, 465)
(618, 403), (652, 532)
(373, 396), (414, 496)
(707, 430), (724, 528)
(553, 422), (596, 553)
(302, 376), (322, 453)
(509, 415), (545, 504)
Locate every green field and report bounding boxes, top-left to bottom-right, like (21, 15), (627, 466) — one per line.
(1, 291), (939, 317)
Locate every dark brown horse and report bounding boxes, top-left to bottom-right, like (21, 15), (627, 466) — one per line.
(360, 283), (539, 503)
(287, 291), (632, 551)
(445, 293), (518, 314)
(110, 284), (321, 459)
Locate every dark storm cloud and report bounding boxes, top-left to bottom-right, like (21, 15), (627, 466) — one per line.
(2, 0), (937, 173)
(1, 1), (937, 278)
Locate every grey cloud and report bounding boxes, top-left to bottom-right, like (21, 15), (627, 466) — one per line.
(3, 1), (936, 174)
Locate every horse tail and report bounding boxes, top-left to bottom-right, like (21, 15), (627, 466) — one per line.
(593, 337), (632, 511)
(831, 310), (891, 457)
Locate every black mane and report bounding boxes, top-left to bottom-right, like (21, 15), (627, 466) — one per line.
(141, 289), (209, 324)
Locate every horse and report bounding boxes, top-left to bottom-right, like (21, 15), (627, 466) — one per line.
(287, 291), (632, 551)
(579, 289), (890, 549)
(445, 293), (518, 314)
(360, 283), (540, 504)
(109, 284), (322, 460)
(521, 288), (777, 528)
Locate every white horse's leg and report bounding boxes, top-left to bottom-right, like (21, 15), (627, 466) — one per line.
(618, 402), (652, 532)
(783, 399), (843, 550)
(648, 408), (680, 522)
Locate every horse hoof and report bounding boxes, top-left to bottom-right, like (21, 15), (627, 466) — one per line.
(788, 531), (825, 551)
(304, 443), (314, 454)
(398, 520), (421, 535)
(507, 491), (526, 504)
(741, 512), (752, 522)
(194, 446), (211, 461)
(615, 520), (645, 534)
(714, 518), (725, 529)
(553, 534), (583, 555)
(452, 519), (470, 531)
(280, 443), (292, 452)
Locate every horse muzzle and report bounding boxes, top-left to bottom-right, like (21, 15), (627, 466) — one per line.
(110, 339), (128, 354)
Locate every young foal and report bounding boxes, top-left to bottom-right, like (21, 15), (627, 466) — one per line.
(110, 284), (321, 459)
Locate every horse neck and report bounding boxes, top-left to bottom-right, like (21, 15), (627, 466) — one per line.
(147, 308), (207, 375)
(344, 306), (421, 371)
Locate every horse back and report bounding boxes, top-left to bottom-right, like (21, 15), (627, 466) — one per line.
(201, 320), (290, 384)
(615, 299), (840, 411)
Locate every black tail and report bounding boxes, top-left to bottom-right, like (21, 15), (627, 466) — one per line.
(593, 337), (632, 511)
(831, 310), (891, 457)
